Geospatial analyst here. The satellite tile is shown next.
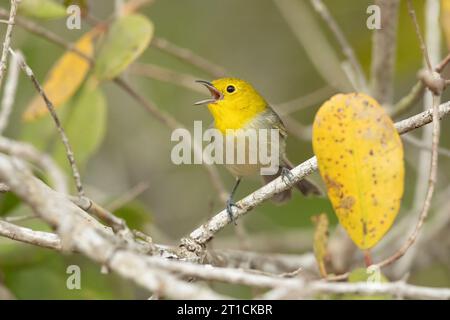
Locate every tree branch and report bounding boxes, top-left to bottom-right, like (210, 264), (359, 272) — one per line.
(0, 0), (18, 88)
(0, 219), (62, 250)
(0, 49), (19, 134)
(0, 155), (228, 299)
(1, 215), (448, 300)
(182, 101), (450, 255)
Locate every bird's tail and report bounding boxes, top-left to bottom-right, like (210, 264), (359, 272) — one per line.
(262, 159), (322, 203)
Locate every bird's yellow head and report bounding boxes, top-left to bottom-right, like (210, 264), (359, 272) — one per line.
(195, 78), (268, 133)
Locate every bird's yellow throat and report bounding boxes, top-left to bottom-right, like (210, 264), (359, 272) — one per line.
(204, 78), (268, 133)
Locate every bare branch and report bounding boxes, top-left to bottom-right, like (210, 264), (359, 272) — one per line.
(407, 0), (432, 71)
(0, 50), (19, 134)
(310, 0), (368, 92)
(277, 86), (335, 116)
(0, 155), (228, 299)
(1, 216), (448, 299)
(182, 101), (450, 256)
(0, 219), (62, 250)
(262, 280), (450, 300)
(370, 0), (400, 106)
(0, 0), (18, 88)
(0, 8), (93, 62)
(391, 81), (425, 117)
(129, 63), (205, 93)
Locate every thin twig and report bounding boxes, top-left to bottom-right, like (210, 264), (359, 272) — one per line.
(10, 49), (84, 197)
(391, 43), (450, 118)
(407, 0), (432, 71)
(3, 214), (38, 223)
(0, 50), (19, 134)
(151, 37), (226, 78)
(435, 52), (450, 73)
(0, 0), (18, 88)
(69, 195), (130, 235)
(129, 63), (205, 93)
(0, 9), (93, 62)
(391, 81), (425, 117)
(310, 0), (368, 92)
(273, 0), (353, 92)
(276, 86), (334, 116)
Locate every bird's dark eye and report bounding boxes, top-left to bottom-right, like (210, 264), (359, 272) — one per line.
(226, 85), (236, 93)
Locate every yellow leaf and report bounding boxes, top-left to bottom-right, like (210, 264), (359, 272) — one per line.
(441, 0), (450, 50)
(23, 28), (100, 122)
(312, 93), (404, 250)
(311, 213), (329, 278)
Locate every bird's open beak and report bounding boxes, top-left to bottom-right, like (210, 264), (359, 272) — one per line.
(194, 80), (223, 105)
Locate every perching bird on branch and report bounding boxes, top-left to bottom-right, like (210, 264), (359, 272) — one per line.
(195, 78), (321, 222)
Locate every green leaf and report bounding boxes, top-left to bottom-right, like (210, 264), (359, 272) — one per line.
(19, 0), (67, 20)
(53, 82), (107, 170)
(95, 14), (154, 80)
(344, 267), (392, 300)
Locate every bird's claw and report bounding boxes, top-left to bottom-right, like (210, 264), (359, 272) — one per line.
(281, 167), (295, 186)
(226, 199), (239, 225)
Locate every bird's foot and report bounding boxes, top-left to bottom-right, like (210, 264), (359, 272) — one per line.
(226, 199), (240, 225)
(281, 167), (295, 186)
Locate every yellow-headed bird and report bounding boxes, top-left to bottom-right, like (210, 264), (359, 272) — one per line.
(195, 78), (321, 221)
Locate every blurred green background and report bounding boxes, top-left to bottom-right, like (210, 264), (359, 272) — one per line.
(0, 0), (449, 299)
